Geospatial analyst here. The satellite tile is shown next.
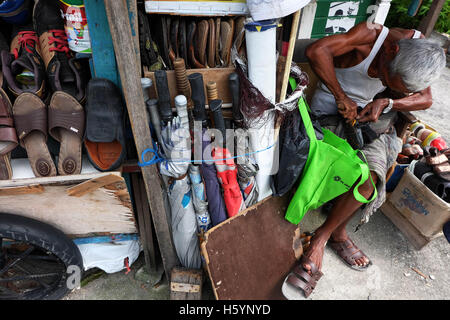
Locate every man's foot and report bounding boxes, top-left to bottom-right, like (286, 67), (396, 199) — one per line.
(301, 231), (328, 274)
(328, 236), (372, 271)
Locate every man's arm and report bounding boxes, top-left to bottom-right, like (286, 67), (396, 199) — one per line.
(305, 22), (382, 120)
(357, 87), (432, 122)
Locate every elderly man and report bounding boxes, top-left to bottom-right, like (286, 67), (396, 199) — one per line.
(282, 22), (446, 299)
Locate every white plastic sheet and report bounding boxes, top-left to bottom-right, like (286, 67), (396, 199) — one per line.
(77, 240), (141, 273)
(247, 0), (311, 21)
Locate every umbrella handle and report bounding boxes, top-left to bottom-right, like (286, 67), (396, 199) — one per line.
(188, 73), (208, 126)
(229, 73), (243, 127)
(210, 99), (226, 145)
(154, 70), (173, 124)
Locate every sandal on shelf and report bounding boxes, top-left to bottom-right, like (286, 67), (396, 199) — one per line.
(13, 92), (56, 177)
(424, 146), (450, 181)
(281, 256), (323, 300)
(0, 88), (18, 179)
(48, 91), (85, 175)
(328, 238), (372, 271)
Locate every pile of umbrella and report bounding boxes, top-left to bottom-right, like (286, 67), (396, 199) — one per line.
(144, 69), (264, 269)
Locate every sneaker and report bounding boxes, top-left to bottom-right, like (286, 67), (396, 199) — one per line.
(33, 0), (86, 103)
(0, 24), (46, 98)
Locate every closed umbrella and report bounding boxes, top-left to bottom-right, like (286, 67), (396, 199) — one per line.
(229, 72), (259, 207)
(200, 128), (227, 226)
(188, 73), (227, 226)
(155, 70), (201, 269)
(188, 164), (212, 233)
(210, 99), (246, 218)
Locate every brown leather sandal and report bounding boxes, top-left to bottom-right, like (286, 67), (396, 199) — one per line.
(282, 256), (323, 300)
(48, 91), (85, 175)
(328, 238), (372, 271)
(13, 92), (56, 177)
(0, 88), (18, 180)
(424, 146), (450, 181)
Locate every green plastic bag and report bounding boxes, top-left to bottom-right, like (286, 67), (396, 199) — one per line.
(285, 86), (377, 225)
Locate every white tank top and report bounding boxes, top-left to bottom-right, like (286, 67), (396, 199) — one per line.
(310, 27), (422, 116)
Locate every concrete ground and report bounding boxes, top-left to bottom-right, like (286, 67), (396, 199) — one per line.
(65, 64), (450, 302)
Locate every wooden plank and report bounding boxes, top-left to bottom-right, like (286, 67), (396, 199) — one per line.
(0, 184), (137, 236)
(139, 175), (157, 271)
(380, 200), (431, 250)
(201, 194), (301, 300)
(144, 67), (235, 106)
(104, 0), (180, 279)
(279, 10), (301, 104)
(85, 0), (121, 87)
(418, 0), (446, 38)
(66, 174), (124, 197)
(170, 267), (202, 300)
(0, 184), (44, 196)
(125, 0), (141, 72)
(131, 173), (152, 275)
(0, 172), (121, 188)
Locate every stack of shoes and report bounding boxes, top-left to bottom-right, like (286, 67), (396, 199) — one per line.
(0, 0), (88, 178)
(145, 14), (247, 70)
(32, 0), (86, 103)
(412, 147), (450, 203)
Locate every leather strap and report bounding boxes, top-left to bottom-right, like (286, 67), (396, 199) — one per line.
(48, 107), (85, 141)
(14, 108), (47, 144)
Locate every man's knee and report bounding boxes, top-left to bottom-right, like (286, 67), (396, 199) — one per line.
(357, 171), (378, 199)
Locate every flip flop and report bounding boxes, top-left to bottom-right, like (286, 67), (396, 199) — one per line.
(13, 92), (56, 177)
(220, 20), (233, 67)
(281, 256), (323, 300)
(48, 91), (85, 175)
(84, 78), (126, 172)
(328, 238), (372, 271)
(0, 88), (18, 179)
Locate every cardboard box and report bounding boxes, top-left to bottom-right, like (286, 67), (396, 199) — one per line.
(388, 168), (450, 238)
(145, 0), (248, 16)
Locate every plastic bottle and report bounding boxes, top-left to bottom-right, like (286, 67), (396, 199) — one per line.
(59, 0), (91, 53)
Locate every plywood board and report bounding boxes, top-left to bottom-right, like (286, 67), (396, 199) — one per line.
(201, 194), (301, 300)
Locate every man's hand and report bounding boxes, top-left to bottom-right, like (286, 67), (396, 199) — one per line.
(357, 98), (389, 123)
(336, 96), (358, 121)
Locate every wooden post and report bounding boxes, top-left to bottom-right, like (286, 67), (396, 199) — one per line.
(104, 0), (180, 279)
(418, 0), (445, 38)
(279, 10), (301, 104)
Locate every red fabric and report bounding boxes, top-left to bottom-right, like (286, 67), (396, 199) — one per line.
(212, 147), (245, 218)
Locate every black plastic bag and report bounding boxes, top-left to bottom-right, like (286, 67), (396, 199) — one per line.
(272, 108), (323, 196)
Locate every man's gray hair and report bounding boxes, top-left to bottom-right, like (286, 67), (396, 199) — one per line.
(390, 38), (446, 92)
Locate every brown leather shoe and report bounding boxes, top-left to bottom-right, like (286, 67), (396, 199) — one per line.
(215, 18), (221, 66)
(170, 17), (179, 59)
(178, 18), (189, 68)
(196, 19), (209, 67)
(207, 19), (216, 68)
(1, 25), (46, 98)
(233, 16), (246, 52)
(220, 20), (233, 66)
(187, 21), (205, 69)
